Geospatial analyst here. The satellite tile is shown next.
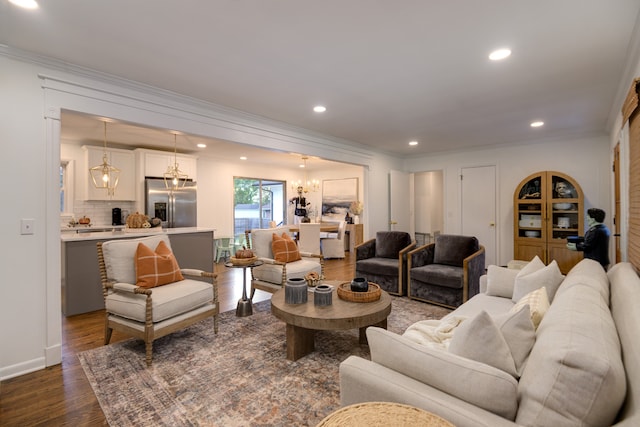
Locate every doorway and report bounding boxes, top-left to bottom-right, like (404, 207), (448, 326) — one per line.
(233, 177), (285, 247)
(461, 165), (496, 267)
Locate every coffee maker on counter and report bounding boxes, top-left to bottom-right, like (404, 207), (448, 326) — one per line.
(112, 208), (123, 226)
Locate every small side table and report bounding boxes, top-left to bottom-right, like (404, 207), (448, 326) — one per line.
(224, 260), (263, 317)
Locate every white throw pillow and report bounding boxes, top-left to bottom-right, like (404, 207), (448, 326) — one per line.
(494, 305), (536, 376)
(486, 265), (519, 298)
(513, 259), (563, 303)
(510, 286), (550, 329)
(516, 255), (545, 277)
(449, 311), (518, 377)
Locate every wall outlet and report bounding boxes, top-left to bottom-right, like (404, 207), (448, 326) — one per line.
(21, 218), (35, 235)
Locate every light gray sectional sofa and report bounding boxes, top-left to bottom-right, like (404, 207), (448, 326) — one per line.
(340, 259), (640, 427)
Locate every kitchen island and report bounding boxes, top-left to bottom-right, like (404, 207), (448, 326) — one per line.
(61, 227), (215, 316)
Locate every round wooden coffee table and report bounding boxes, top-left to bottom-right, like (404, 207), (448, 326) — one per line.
(270, 281), (392, 360)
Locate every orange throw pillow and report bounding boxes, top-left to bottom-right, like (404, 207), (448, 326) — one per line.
(272, 232), (301, 263)
(135, 240), (184, 288)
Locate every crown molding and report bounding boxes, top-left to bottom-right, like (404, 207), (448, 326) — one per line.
(3, 44), (380, 165)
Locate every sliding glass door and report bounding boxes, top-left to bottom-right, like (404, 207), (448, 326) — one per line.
(233, 177), (286, 246)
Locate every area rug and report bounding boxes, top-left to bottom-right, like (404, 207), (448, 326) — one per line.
(79, 297), (451, 426)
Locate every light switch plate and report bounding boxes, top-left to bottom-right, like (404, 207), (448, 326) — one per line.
(21, 218), (35, 235)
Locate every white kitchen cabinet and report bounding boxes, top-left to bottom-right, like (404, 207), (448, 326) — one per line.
(140, 150), (197, 180)
(83, 146), (136, 201)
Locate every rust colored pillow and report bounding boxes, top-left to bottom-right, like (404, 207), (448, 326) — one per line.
(135, 240), (184, 288)
(272, 232), (301, 263)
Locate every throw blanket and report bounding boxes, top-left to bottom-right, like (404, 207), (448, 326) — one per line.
(402, 316), (467, 349)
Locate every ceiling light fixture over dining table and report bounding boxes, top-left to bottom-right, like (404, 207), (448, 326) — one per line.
(292, 155), (320, 193)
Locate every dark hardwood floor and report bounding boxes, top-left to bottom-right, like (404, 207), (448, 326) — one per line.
(0, 254), (356, 426)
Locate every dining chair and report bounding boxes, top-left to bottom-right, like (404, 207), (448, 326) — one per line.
(297, 222), (322, 254)
(321, 220), (346, 259)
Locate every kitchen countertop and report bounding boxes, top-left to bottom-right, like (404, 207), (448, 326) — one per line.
(60, 227), (215, 242)
(61, 225), (126, 233)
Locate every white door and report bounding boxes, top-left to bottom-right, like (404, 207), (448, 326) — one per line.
(461, 165), (496, 267)
(389, 170), (411, 232)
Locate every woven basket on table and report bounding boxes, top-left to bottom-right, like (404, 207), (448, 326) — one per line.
(316, 402), (455, 427)
(336, 282), (381, 303)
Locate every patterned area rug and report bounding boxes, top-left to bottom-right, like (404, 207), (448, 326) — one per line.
(79, 297), (450, 426)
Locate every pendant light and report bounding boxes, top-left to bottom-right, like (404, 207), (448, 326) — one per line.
(291, 156), (320, 193)
(164, 132), (189, 191)
(89, 121), (120, 196)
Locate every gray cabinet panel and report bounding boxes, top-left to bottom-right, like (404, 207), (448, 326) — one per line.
(61, 231), (214, 317)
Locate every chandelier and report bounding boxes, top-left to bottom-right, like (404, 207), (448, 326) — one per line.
(89, 121), (120, 196)
(164, 133), (189, 191)
(291, 156), (320, 193)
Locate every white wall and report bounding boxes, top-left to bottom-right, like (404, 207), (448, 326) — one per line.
(1, 55), (53, 378)
(405, 135), (611, 266)
(414, 171), (444, 234)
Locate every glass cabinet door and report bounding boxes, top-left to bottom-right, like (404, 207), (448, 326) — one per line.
(514, 171), (584, 273)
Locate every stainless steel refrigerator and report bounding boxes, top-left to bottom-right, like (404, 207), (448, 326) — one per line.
(145, 178), (197, 228)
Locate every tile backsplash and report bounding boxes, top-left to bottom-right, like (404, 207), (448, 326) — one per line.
(61, 200), (137, 227)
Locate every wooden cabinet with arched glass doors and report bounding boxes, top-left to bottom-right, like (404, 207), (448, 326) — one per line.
(514, 171), (584, 274)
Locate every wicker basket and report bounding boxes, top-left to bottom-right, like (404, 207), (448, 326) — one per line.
(337, 282), (382, 303)
(317, 401), (455, 426)
(229, 256), (258, 266)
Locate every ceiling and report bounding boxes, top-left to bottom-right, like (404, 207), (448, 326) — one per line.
(2, 1), (640, 164)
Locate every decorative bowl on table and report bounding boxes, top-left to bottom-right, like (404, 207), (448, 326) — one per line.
(337, 282), (382, 303)
(229, 256), (258, 266)
(350, 277), (369, 292)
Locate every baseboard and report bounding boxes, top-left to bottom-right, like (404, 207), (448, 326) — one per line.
(0, 356), (45, 381)
(46, 343), (62, 366)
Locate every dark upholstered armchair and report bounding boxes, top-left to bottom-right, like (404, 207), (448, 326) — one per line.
(407, 234), (485, 308)
(355, 231), (415, 296)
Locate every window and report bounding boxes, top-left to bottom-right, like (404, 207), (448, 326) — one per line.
(233, 177), (285, 246)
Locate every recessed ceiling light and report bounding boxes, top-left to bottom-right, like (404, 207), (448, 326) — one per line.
(409, 141), (418, 146)
(530, 121), (544, 128)
(240, 156), (247, 160)
(9, 0), (39, 9)
(489, 48), (511, 61)
(313, 105), (327, 113)
(197, 143), (207, 148)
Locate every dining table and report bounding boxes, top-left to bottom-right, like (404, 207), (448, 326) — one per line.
(288, 223), (339, 233)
